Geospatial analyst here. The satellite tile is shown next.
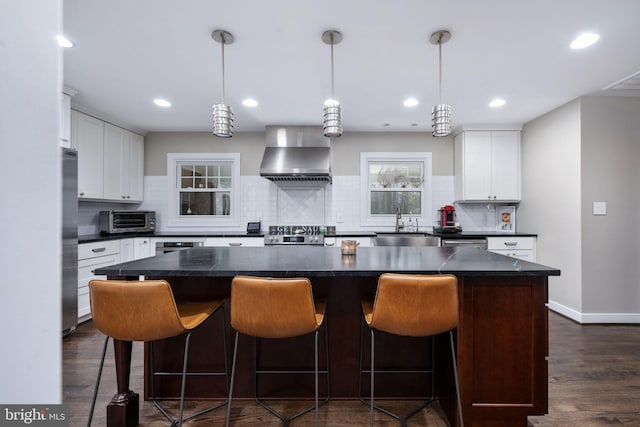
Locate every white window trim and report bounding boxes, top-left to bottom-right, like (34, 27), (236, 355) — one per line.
(166, 153), (241, 228)
(360, 152), (433, 228)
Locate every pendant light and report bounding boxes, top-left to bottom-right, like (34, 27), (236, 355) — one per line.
(211, 29), (234, 138)
(322, 30), (343, 137)
(430, 30), (452, 137)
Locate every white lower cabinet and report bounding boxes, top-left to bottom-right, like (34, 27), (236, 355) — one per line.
(204, 237), (264, 247)
(133, 237), (152, 259)
(78, 240), (121, 321)
(487, 236), (536, 262)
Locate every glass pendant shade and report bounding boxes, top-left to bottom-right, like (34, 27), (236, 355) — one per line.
(213, 103), (233, 138)
(323, 102), (342, 137)
(431, 104), (451, 137)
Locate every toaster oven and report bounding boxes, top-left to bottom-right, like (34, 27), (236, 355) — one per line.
(99, 210), (156, 234)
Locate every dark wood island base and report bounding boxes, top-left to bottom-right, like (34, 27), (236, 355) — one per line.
(97, 246), (559, 427)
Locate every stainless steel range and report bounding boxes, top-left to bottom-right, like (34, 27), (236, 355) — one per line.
(264, 225), (327, 245)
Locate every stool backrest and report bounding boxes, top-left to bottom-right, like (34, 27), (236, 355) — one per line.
(230, 276), (320, 339)
(371, 273), (458, 337)
(89, 279), (187, 342)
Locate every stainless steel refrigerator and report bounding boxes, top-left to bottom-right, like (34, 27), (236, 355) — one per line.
(62, 147), (78, 335)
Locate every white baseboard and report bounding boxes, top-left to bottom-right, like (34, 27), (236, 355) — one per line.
(548, 300), (640, 324)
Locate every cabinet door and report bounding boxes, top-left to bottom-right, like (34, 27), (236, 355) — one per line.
(491, 131), (521, 201)
(103, 124), (144, 202)
(103, 123), (126, 201)
(457, 131), (492, 201)
(125, 132), (144, 202)
(120, 238), (134, 262)
(72, 111), (104, 199)
(133, 237), (152, 259)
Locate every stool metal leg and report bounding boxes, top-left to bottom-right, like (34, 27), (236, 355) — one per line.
(225, 330), (240, 427)
(87, 336), (110, 427)
(359, 324), (437, 427)
(227, 320), (329, 427)
(370, 328), (375, 427)
(450, 331), (464, 427)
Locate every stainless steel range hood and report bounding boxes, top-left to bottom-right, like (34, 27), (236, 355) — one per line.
(260, 126), (331, 182)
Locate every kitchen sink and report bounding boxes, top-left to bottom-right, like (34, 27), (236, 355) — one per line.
(374, 233), (439, 247)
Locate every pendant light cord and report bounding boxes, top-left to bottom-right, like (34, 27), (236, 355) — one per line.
(438, 35), (443, 105)
(330, 33), (335, 101)
(220, 34), (226, 104)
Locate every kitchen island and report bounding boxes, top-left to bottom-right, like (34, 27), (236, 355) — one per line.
(95, 246), (560, 427)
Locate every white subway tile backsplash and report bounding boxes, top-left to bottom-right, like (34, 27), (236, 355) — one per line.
(79, 174), (504, 233)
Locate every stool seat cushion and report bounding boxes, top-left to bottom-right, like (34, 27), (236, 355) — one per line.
(176, 300), (224, 330)
(364, 273), (458, 337)
(231, 276), (324, 339)
(89, 279), (221, 342)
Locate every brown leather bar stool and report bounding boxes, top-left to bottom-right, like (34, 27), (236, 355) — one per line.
(358, 273), (464, 427)
(225, 275), (329, 427)
(87, 279), (228, 427)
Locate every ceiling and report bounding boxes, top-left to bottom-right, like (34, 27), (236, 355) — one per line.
(63, 0), (640, 135)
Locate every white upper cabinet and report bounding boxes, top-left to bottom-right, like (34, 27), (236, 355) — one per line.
(454, 130), (521, 202)
(72, 110), (143, 202)
(103, 123), (144, 202)
(72, 110), (104, 199)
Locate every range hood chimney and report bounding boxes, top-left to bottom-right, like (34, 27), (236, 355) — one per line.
(259, 126), (332, 182)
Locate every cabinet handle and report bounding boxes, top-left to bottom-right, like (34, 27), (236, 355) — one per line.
(504, 242), (518, 246)
(228, 243), (242, 246)
(91, 247), (106, 253)
(325, 242), (335, 246)
(79, 192), (85, 196)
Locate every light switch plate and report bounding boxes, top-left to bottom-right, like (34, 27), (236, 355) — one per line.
(592, 201), (607, 215)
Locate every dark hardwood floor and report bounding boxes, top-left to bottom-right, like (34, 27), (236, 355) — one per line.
(63, 312), (640, 426)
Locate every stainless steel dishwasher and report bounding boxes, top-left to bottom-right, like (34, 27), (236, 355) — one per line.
(441, 238), (487, 249)
(155, 241), (204, 255)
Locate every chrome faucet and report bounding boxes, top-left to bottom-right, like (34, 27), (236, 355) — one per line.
(395, 208), (403, 232)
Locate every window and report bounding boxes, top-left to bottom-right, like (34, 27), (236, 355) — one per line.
(360, 152), (432, 227)
(167, 153), (240, 227)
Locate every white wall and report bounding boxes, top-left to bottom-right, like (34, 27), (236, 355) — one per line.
(0, 1), (63, 403)
(581, 96), (640, 318)
(521, 96), (640, 323)
(520, 99), (583, 316)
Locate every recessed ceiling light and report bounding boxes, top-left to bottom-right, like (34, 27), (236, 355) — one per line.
(242, 98), (258, 107)
(489, 98), (506, 108)
(153, 98), (171, 107)
(570, 32), (600, 49)
(56, 35), (74, 48)
(403, 97), (419, 107)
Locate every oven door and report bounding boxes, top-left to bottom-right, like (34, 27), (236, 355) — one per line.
(155, 241), (203, 255)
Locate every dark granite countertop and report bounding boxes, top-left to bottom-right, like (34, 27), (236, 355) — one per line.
(79, 232), (265, 244)
(429, 231), (538, 238)
(95, 246), (560, 278)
